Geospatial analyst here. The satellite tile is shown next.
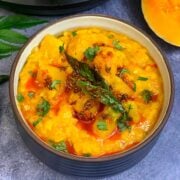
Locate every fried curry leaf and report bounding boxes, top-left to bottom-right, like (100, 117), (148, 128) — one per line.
(84, 46), (100, 61)
(51, 141), (67, 152)
(65, 53), (109, 90)
(140, 89), (153, 103)
(36, 98), (50, 117)
(77, 80), (125, 113)
(0, 75), (9, 84)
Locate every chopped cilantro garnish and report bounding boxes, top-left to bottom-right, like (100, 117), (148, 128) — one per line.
(112, 40), (123, 50)
(83, 153), (91, 157)
(140, 89), (153, 103)
(33, 118), (42, 127)
(52, 140), (67, 152)
(119, 68), (129, 77)
(84, 46), (100, 61)
(28, 91), (35, 98)
(72, 31), (77, 37)
(97, 120), (108, 131)
(17, 93), (24, 102)
(36, 98), (50, 117)
(133, 82), (136, 92)
(59, 44), (64, 53)
(50, 80), (61, 90)
(108, 34), (114, 39)
(138, 76), (148, 81)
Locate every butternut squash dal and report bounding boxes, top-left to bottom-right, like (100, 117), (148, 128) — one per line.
(17, 28), (163, 157)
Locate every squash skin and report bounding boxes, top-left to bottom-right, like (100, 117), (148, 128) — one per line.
(142, 0), (180, 47)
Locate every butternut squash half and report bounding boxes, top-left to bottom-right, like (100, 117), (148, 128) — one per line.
(142, 0), (180, 46)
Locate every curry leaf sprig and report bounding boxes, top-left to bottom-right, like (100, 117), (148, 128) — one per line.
(0, 15), (47, 84)
(0, 15), (47, 60)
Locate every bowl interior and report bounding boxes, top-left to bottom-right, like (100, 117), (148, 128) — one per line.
(12, 15), (172, 159)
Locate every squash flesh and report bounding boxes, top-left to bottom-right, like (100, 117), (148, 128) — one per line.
(142, 0), (180, 46)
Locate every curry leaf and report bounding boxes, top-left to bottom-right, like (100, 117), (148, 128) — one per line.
(0, 75), (9, 84)
(0, 41), (20, 54)
(0, 15), (47, 29)
(0, 53), (11, 59)
(77, 80), (125, 113)
(65, 53), (109, 90)
(0, 29), (28, 44)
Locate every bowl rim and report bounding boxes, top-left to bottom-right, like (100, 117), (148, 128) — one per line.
(9, 14), (174, 162)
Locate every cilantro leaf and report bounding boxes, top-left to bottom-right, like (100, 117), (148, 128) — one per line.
(112, 40), (123, 50)
(138, 76), (148, 81)
(36, 98), (50, 117)
(140, 89), (153, 103)
(17, 93), (24, 102)
(51, 80), (61, 90)
(97, 121), (108, 131)
(84, 46), (100, 61)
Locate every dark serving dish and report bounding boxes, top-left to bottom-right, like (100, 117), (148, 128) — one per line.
(9, 15), (174, 177)
(0, 0), (109, 15)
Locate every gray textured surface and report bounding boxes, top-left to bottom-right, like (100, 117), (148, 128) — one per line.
(0, 0), (180, 179)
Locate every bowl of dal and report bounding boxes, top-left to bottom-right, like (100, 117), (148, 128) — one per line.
(9, 15), (174, 177)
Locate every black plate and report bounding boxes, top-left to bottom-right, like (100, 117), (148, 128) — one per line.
(0, 0), (109, 15)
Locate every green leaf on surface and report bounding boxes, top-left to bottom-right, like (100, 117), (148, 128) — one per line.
(0, 41), (20, 54)
(0, 53), (11, 59)
(0, 15), (47, 29)
(0, 75), (9, 84)
(0, 29), (28, 44)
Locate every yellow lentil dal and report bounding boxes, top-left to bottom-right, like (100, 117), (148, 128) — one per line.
(17, 28), (163, 157)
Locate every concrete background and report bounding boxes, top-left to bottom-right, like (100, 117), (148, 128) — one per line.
(0, 0), (180, 179)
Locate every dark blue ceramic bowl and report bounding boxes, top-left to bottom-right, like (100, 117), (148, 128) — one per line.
(9, 15), (174, 177)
